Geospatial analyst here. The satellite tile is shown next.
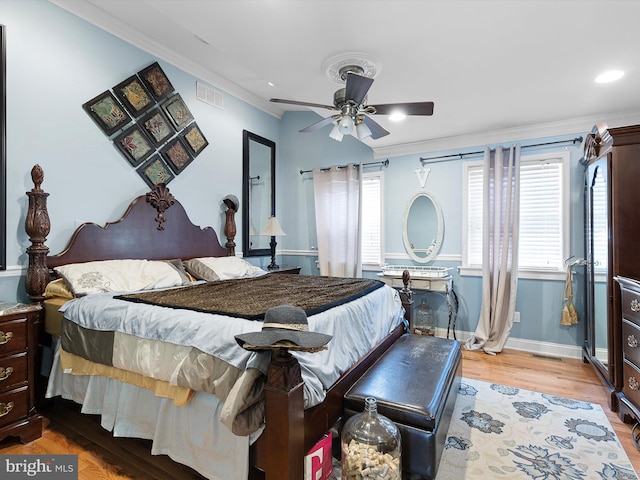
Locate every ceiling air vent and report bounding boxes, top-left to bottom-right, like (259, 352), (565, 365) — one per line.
(196, 81), (223, 109)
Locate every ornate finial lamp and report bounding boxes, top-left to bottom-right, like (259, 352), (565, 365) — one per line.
(260, 216), (287, 270)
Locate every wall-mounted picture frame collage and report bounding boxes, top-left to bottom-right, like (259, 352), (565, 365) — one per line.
(82, 62), (209, 187)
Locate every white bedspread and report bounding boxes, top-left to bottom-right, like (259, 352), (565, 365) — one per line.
(59, 283), (404, 409)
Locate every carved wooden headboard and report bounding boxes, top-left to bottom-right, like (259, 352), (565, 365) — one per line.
(24, 165), (237, 302)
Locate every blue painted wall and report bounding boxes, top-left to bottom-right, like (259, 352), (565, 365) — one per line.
(2, 0), (590, 354)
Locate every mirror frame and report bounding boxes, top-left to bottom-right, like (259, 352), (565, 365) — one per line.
(0, 25), (5, 271)
(242, 130), (275, 258)
(402, 192), (444, 264)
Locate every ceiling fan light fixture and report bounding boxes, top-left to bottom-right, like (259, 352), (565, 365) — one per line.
(329, 124), (344, 141)
(338, 115), (354, 135)
(356, 121), (372, 140)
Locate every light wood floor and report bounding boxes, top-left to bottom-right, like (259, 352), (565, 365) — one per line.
(1, 348), (639, 479)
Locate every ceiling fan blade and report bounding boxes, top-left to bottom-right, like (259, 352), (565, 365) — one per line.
(299, 115), (339, 133)
(369, 101), (434, 116)
(344, 72), (374, 105)
(362, 115), (390, 139)
(270, 98), (337, 110)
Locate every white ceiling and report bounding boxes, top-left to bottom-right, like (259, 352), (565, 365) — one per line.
(51, 0), (640, 157)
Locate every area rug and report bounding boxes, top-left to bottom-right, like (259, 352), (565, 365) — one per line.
(330, 377), (638, 479)
(435, 378), (638, 479)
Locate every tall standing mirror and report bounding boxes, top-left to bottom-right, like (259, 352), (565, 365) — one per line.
(586, 160), (609, 376)
(402, 192), (444, 263)
(242, 130), (275, 258)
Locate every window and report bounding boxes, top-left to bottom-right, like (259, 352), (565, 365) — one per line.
(361, 171), (384, 267)
(462, 151), (569, 277)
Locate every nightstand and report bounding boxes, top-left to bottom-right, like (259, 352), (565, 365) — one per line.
(0, 302), (43, 444)
(268, 265), (302, 275)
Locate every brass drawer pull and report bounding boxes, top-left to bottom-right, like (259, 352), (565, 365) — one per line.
(632, 299), (640, 312)
(0, 402), (14, 417)
(628, 335), (639, 348)
(0, 331), (13, 345)
(0, 366), (13, 381)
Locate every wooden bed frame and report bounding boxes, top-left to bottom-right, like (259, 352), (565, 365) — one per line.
(24, 164), (413, 480)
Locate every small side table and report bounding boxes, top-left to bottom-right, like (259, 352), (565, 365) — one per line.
(0, 302), (43, 444)
(268, 265), (302, 275)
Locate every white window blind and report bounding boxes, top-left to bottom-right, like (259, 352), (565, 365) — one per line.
(361, 172), (383, 265)
(464, 152), (567, 272)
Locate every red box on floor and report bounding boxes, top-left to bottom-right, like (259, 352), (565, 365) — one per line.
(304, 432), (333, 480)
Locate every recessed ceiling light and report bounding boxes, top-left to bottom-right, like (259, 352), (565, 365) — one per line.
(267, 81), (275, 87)
(595, 70), (624, 83)
(389, 112), (406, 122)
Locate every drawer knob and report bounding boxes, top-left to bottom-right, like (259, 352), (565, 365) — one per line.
(0, 331), (13, 345)
(0, 402), (14, 417)
(0, 366), (13, 381)
(628, 335), (639, 348)
(629, 376), (640, 391)
(632, 299), (640, 312)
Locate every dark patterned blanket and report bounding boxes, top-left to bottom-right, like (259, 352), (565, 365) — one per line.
(117, 274), (384, 320)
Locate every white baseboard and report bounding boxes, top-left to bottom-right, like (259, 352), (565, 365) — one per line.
(438, 327), (583, 360)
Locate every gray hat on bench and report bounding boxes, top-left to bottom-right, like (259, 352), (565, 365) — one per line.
(235, 304), (332, 351)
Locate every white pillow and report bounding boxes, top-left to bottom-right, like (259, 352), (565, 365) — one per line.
(184, 256), (266, 281)
(54, 259), (187, 296)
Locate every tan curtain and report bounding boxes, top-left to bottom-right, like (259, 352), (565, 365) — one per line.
(313, 164), (362, 277)
(466, 145), (521, 354)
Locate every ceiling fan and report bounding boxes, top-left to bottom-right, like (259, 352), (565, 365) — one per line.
(270, 65), (434, 141)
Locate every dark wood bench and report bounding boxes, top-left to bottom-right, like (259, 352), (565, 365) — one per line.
(343, 334), (462, 480)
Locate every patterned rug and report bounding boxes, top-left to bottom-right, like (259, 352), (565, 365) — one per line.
(330, 377), (638, 479)
(435, 378), (639, 480)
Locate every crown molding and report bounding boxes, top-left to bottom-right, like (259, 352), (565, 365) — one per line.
(371, 110), (640, 159)
(48, 0), (283, 119)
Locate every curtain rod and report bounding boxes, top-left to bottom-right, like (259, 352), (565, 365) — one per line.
(419, 136), (583, 165)
(300, 158), (389, 175)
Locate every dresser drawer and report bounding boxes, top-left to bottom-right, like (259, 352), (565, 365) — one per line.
(0, 353), (27, 393)
(0, 386), (28, 429)
(0, 318), (28, 357)
(621, 287), (640, 326)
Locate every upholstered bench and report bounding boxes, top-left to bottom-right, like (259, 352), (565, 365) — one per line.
(343, 333), (462, 480)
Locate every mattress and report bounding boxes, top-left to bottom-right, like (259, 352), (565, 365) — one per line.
(54, 278), (405, 435)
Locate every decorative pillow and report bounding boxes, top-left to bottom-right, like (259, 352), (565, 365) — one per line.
(161, 259), (193, 285)
(44, 278), (76, 299)
(54, 259), (188, 296)
(184, 257), (267, 281)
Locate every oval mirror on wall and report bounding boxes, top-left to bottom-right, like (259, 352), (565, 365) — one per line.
(402, 192), (444, 263)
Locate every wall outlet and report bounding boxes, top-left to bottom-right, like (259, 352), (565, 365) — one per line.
(513, 311), (521, 323)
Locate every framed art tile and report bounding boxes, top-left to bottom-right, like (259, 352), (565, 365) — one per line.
(113, 124), (155, 167)
(138, 62), (175, 101)
(140, 108), (175, 147)
(179, 122), (209, 157)
(160, 137), (194, 174)
(113, 75), (155, 118)
(136, 154), (175, 188)
(162, 94), (194, 131)
(82, 90), (131, 136)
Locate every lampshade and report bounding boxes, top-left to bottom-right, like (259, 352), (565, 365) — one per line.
(355, 121), (372, 140)
(260, 216), (287, 237)
(329, 124), (344, 142)
(337, 115), (354, 135)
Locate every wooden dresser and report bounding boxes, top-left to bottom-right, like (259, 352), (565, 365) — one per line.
(615, 277), (640, 422)
(0, 302), (43, 443)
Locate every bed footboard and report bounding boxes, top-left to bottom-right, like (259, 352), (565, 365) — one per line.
(250, 276), (412, 480)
